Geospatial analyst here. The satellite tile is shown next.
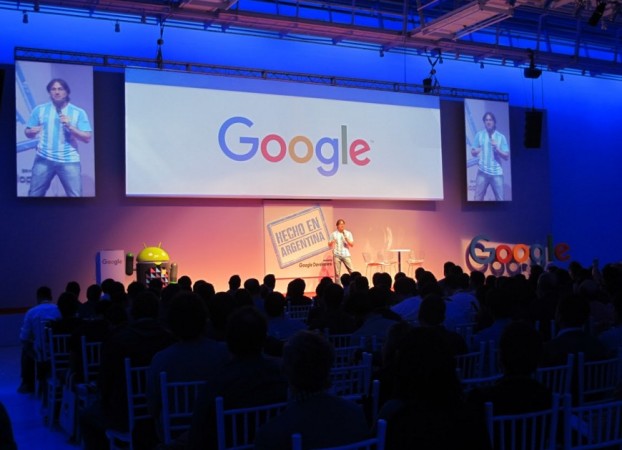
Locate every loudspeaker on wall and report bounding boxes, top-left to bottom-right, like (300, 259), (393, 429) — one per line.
(524, 110), (543, 148)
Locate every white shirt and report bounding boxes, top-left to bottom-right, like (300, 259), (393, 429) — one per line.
(331, 230), (353, 257)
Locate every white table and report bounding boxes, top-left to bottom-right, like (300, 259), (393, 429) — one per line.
(389, 248), (411, 273)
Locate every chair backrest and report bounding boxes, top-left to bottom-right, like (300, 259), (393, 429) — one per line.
(327, 334), (366, 368)
(362, 252), (377, 264)
(563, 396), (622, 450)
(48, 330), (72, 381)
(536, 353), (574, 397)
(286, 302), (313, 321)
(577, 348), (622, 406)
(215, 396), (288, 450)
(159, 372), (207, 444)
(329, 352), (372, 401)
(460, 373), (503, 394)
(455, 340), (487, 380)
(485, 394), (561, 450)
(329, 353), (380, 420)
(454, 323), (477, 352)
(124, 358), (151, 432)
(291, 418), (387, 450)
(80, 336), (103, 384)
(35, 319), (53, 362)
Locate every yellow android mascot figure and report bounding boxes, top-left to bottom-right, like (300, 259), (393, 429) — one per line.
(125, 243), (178, 287)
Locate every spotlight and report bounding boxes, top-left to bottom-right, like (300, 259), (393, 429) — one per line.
(523, 49), (542, 79)
(22, 10), (28, 24)
(115, 20), (120, 32)
(423, 77), (433, 93)
(588, 1), (606, 26)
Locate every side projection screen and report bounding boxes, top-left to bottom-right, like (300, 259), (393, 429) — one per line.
(125, 68), (444, 200)
(16, 60), (95, 197)
(464, 98), (512, 202)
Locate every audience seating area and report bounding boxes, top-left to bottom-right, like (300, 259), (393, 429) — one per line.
(5, 259), (622, 450)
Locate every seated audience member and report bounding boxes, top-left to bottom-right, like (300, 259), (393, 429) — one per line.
(203, 292), (236, 342)
(391, 277), (422, 323)
(265, 291), (306, 340)
(188, 306), (288, 450)
(378, 327), (491, 450)
(260, 274), (276, 299)
(80, 290), (175, 450)
(78, 283), (102, 319)
(467, 322), (552, 414)
(307, 283), (357, 335)
(286, 278), (313, 306)
(50, 291), (83, 335)
(443, 270), (478, 332)
(0, 402), (17, 450)
(340, 272), (352, 294)
(243, 278), (263, 312)
(226, 274), (241, 297)
(540, 293), (611, 367)
(471, 286), (516, 350)
(351, 286), (403, 350)
(374, 321), (414, 408)
(147, 292), (229, 427)
(177, 275), (192, 291)
(18, 285), (60, 394)
(599, 291), (622, 351)
(254, 331), (369, 450)
(418, 294), (468, 356)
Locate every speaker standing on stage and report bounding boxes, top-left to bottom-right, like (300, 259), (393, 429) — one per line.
(328, 219), (354, 285)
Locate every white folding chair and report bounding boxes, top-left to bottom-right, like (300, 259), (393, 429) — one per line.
(536, 353), (574, 397)
(485, 394), (562, 450)
(105, 358), (151, 450)
(577, 348), (622, 406)
(563, 395), (622, 450)
(291, 418), (387, 450)
(159, 372), (207, 445)
(326, 333), (368, 368)
(285, 301), (314, 322)
(329, 353), (380, 421)
(455, 340), (487, 380)
(214, 396), (288, 450)
(45, 330), (72, 429)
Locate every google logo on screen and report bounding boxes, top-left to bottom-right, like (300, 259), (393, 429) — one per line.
(218, 116), (371, 177)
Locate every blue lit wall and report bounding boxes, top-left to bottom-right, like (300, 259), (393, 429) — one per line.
(0, 8), (620, 307)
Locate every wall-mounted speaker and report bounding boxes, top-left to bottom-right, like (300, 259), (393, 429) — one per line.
(0, 69), (5, 111)
(524, 110), (543, 149)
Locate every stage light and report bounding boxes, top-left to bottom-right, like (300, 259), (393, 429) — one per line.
(22, 11), (28, 24)
(589, 1), (606, 26)
(523, 49), (542, 79)
(423, 77), (433, 93)
(115, 20), (121, 32)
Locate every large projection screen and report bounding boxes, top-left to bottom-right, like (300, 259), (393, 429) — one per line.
(125, 69), (444, 200)
(16, 61), (95, 197)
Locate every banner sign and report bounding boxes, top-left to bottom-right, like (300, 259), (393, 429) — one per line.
(267, 206), (330, 269)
